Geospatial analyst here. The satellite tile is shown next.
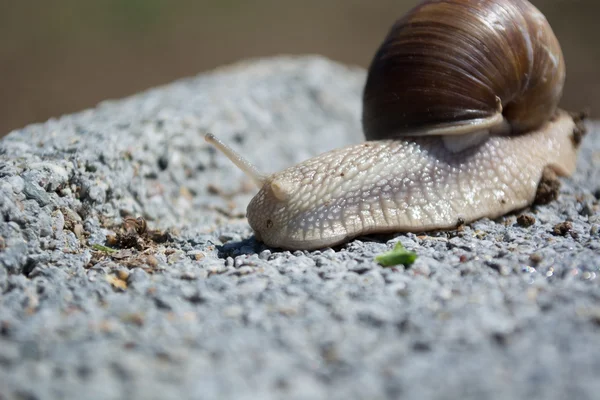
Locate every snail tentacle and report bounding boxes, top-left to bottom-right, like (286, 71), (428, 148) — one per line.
(205, 133), (267, 187)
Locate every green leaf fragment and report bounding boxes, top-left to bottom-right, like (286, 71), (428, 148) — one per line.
(375, 242), (417, 267)
(91, 244), (118, 253)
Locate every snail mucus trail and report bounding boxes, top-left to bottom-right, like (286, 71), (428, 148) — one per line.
(205, 0), (587, 250)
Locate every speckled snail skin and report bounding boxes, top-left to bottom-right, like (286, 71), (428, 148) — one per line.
(206, 0), (584, 250)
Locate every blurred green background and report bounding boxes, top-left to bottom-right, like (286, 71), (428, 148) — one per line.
(1, 0), (598, 136)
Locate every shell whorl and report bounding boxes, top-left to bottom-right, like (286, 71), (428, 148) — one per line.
(362, 0), (565, 140)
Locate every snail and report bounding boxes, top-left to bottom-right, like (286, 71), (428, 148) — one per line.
(205, 0), (585, 250)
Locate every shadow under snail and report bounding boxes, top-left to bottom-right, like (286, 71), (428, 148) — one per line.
(205, 0), (587, 250)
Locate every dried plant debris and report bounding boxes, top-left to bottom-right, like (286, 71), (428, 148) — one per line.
(89, 247), (162, 273)
(61, 207), (87, 240)
(569, 109), (589, 147)
(534, 167), (561, 205)
(106, 217), (170, 251)
(552, 221), (577, 238)
(88, 217), (170, 272)
(517, 214), (536, 227)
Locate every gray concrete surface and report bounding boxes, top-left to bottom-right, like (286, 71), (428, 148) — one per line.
(0, 56), (599, 400)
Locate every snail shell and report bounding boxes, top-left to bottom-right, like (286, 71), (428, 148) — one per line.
(206, 0), (584, 250)
(363, 0), (565, 143)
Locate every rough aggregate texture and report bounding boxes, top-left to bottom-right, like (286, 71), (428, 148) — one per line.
(0, 56), (599, 400)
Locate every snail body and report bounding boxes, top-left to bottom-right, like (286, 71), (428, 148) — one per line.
(206, 0), (584, 250)
(243, 111), (577, 250)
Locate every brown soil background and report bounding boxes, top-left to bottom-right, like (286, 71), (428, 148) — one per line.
(1, 0), (598, 136)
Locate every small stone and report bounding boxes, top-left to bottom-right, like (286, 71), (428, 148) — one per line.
(121, 313), (144, 326)
(116, 269), (130, 280)
(51, 210), (65, 233)
(179, 271), (197, 280)
(106, 274), (127, 290)
(7, 176), (24, 193)
(486, 260), (512, 276)
(219, 233), (241, 243)
(28, 162), (70, 191)
(38, 212), (53, 237)
(187, 250), (205, 261)
(206, 262), (228, 275)
(142, 255), (160, 268)
(388, 282), (409, 297)
(235, 266), (255, 276)
(411, 262), (431, 277)
(73, 224), (85, 240)
(179, 186), (193, 201)
(127, 268), (149, 285)
(158, 154), (169, 170)
(61, 207), (82, 230)
(23, 179), (51, 207)
(167, 251), (185, 264)
(437, 287), (452, 301)
(580, 202), (594, 217)
(222, 305), (244, 318)
(0, 338), (20, 366)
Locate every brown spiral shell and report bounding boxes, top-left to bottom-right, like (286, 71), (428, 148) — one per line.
(362, 0), (565, 140)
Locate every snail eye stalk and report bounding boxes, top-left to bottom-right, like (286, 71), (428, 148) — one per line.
(205, 133), (266, 188)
